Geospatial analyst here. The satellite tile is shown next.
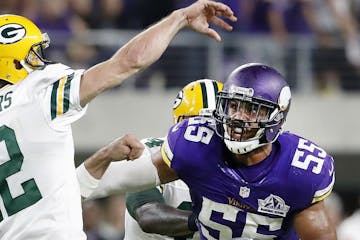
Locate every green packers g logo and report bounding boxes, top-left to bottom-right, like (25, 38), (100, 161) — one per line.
(0, 23), (26, 44)
(173, 90), (183, 109)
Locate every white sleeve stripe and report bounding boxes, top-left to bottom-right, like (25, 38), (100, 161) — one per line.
(163, 138), (173, 161)
(76, 163), (100, 198)
(313, 173), (335, 200)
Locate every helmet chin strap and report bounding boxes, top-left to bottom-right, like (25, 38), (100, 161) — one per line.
(20, 60), (34, 74)
(223, 127), (265, 154)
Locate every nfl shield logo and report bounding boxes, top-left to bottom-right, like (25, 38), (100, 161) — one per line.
(239, 186), (250, 198)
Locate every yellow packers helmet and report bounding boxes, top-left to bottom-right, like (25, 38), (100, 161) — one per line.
(0, 14), (52, 84)
(172, 79), (223, 124)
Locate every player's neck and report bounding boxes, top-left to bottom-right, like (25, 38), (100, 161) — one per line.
(232, 144), (272, 166)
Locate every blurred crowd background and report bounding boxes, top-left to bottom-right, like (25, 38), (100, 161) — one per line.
(3, 0), (360, 93)
(2, 0), (360, 239)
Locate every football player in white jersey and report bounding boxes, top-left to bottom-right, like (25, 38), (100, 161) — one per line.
(79, 79), (222, 240)
(0, 2), (237, 239)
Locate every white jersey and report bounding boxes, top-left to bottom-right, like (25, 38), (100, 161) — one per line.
(0, 63), (87, 240)
(337, 209), (360, 240)
(124, 138), (199, 240)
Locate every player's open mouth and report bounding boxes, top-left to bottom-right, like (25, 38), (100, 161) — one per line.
(229, 127), (255, 141)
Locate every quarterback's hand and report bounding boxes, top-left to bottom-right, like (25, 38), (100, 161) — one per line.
(180, 0), (237, 41)
(105, 134), (145, 161)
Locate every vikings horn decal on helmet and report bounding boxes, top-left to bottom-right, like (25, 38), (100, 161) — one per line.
(214, 63), (291, 154)
(0, 14), (52, 85)
(172, 79), (223, 124)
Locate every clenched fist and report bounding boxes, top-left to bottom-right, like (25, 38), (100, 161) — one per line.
(106, 134), (145, 161)
(83, 134), (144, 179)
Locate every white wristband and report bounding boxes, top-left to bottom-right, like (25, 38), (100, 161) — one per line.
(76, 163), (100, 198)
(87, 152), (160, 199)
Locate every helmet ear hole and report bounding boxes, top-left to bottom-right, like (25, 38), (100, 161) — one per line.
(13, 60), (23, 70)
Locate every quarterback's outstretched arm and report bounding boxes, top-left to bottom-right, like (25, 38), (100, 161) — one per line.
(78, 145), (193, 236)
(77, 134), (146, 198)
(77, 144), (177, 199)
(79, 0), (236, 106)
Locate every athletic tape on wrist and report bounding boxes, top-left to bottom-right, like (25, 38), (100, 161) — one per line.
(76, 163), (100, 198)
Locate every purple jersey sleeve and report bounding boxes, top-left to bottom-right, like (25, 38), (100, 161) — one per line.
(278, 132), (335, 210)
(161, 119), (187, 168)
(161, 117), (219, 178)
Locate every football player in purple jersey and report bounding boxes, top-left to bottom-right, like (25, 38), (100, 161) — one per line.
(81, 63), (336, 239)
(152, 63), (336, 239)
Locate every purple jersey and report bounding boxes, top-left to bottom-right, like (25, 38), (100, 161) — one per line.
(161, 117), (335, 239)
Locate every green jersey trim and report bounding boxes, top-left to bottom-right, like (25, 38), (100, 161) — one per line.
(126, 187), (165, 219)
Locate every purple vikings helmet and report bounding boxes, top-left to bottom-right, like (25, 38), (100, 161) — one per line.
(214, 63), (291, 154)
